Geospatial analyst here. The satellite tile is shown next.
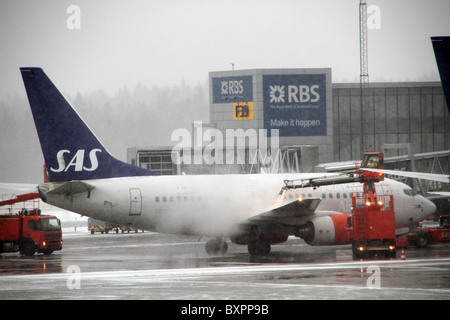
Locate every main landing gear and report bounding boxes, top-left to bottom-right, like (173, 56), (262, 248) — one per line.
(247, 239), (271, 256)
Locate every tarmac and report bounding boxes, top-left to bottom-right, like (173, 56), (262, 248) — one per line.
(1, 229), (450, 300)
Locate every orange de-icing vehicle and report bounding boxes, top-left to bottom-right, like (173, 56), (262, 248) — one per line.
(351, 151), (397, 258)
(0, 208), (62, 256)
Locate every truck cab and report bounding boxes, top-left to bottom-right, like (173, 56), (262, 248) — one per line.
(23, 211), (62, 255)
(0, 209), (62, 256)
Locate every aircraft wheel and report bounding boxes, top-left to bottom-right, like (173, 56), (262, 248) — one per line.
(205, 238), (228, 255)
(248, 239), (271, 256)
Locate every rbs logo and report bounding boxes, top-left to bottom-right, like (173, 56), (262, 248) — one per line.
(221, 80), (244, 95)
(51, 149), (102, 172)
(269, 85), (320, 103)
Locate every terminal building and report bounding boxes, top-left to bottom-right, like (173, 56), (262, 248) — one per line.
(128, 67), (450, 191)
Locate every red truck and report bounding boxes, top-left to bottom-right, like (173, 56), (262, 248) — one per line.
(351, 192), (397, 258)
(0, 208), (62, 256)
(396, 215), (450, 248)
(351, 151), (397, 259)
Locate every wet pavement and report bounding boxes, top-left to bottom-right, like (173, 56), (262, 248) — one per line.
(1, 230), (450, 300)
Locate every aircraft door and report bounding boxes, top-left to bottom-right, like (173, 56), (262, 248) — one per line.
(129, 188), (142, 215)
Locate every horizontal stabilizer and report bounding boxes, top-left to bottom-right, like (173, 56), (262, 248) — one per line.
(41, 181), (95, 196)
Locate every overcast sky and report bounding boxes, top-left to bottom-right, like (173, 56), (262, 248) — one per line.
(1, 0), (449, 97)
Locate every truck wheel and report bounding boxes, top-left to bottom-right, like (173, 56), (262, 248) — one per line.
(21, 241), (36, 256)
(414, 232), (430, 248)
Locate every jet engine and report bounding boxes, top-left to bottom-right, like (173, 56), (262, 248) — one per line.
(297, 214), (353, 246)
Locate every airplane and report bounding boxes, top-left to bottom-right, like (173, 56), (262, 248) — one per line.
(18, 67), (436, 256)
(360, 37), (450, 195)
(431, 36), (450, 116)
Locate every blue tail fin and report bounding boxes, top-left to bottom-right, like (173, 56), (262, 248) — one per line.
(20, 67), (160, 181)
(431, 36), (450, 115)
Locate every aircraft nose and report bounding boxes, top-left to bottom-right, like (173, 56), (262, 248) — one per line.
(423, 197), (437, 218)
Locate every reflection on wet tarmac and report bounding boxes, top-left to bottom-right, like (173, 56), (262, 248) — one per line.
(1, 231), (450, 299)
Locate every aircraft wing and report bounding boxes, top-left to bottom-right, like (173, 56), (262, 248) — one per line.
(247, 198), (321, 223)
(426, 192), (450, 201)
(361, 168), (450, 184)
(234, 198), (321, 238)
(0, 183), (40, 206)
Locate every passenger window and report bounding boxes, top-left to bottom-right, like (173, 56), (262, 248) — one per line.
(155, 197), (160, 203)
(336, 193), (340, 199)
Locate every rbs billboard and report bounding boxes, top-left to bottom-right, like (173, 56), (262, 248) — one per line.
(263, 74), (327, 136)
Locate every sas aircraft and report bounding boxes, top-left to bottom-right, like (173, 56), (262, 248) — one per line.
(17, 67), (437, 256)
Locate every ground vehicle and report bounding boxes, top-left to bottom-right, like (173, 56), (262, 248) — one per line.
(0, 208), (62, 256)
(120, 226), (141, 233)
(88, 218), (142, 234)
(88, 218), (119, 234)
(351, 151), (397, 258)
(396, 215), (450, 248)
(351, 192), (397, 258)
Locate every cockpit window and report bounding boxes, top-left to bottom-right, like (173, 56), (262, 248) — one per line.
(403, 189), (417, 197)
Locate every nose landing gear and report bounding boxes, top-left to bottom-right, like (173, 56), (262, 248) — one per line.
(205, 238), (228, 255)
